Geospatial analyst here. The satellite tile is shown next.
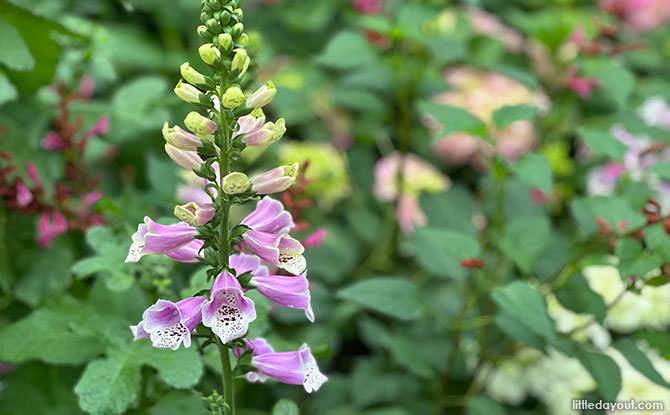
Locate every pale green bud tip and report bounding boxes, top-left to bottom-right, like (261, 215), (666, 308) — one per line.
(231, 48), (250, 77)
(286, 162), (300, 178)
(222, 86), (245, 109)
(174, 80), (202, 104)
(238, 33), (249, 47)
(199, 43), (220, 65)
(218, 33), (233, 51)
(184, 111), (218, 135)
(174, 202), (215, 226)
(222, 172), (250, 194)
(180, 62), (207, 86)
(246, 81), (277, 109)
(250, 108), (265, 119)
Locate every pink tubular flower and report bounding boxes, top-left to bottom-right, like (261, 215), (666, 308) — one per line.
(131, 296), (207, 350)
(83, 191), (103, 207)
(15, 181), (32, 207)
(234, 115), (285, 147)
(166, 239), (204, 263)
(233, 338), (275, 382)
(26, 163), (41, 187)
(566, 73), (598, 98)
(240, 339), (327, 393)
(37, 211), (68, 248)
(78, 75), (95, 99)
(251, 163), (299, 195)
(165, 144), (204, 170)
(353, 0), (381, 14)
(303, 228), (327, 248)
(241, 197), (306, 275)
(201, 271), (257, 344)
(599, 0), (670, 32)
(125, 217), (197, 263)
(87, 116), (110, 137)
(42, 132), (67, 151)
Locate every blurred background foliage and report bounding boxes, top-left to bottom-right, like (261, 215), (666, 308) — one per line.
(1, 0), (669, 414)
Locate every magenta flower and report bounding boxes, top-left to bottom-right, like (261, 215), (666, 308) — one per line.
(233, 338), (275, 382)
(241, 197), (306, 275)
(42, 131), (67, 151)
(78, 75), (95, 99)
(238, 339), (327, 393)
(15, 181), (33, 207)
(303, 228), (327, 248)
(37, 211), (68, 248)
(87, 116), (110, 137)
(131, 296), (206, 350)
(201, 271), (257, 344)
(166, 239), (204, 263)
(125, 217), (197, 263)
(228, 253), (314, 321)
(353, 0), (382, 15)
(26, 163), (41, 186)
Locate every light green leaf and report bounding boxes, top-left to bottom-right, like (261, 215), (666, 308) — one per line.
(571, 196), (647, 235)
(0, 297), (105, 364)
(575, 348), (622, 401)
(273, 399), (300, 415)
(14, 241), (74, 307)
(492, 281), (556, 341)
(510, 153), (552, 194)
(467, 396), (508, 415)
(0, 72), (18, 104)
(613, 338), (670, 388)
(413, 227), (480, 279)
(75, 355), (141, 415)
(419, 101), (487, 136)
(148, 391), (208, 415)
(338, 277), (423, 321)
(578, 128), (628, 161)
(499, 216), (552, 273)
(133, 341), (204, 389)
(0, 16), (34, 71)
(316, 31), (376, 69)
(110, 76), (169, 142)
(492, 104), (537, 129)
(649, 162), (670, 180)
(582, 59), (634, 108)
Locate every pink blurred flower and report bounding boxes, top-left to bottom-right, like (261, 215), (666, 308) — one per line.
(588, 162), (627, 195)
(42, 132), (67, 151)
(78, 75), (95, 99)
(353, 0), (381, 14)
(397, 195), (427, 235)
(466, 6), (524, 52)
(599, 0), (670, 32)
(87, 116), (110, 136)
(37, 211), (68, 248)
(303, 228), (327, 247)
(26, 163), (41, 186)
(83, 191), (103, 206)
(15, 181), (33, 207)
(566, 73), (598, 98)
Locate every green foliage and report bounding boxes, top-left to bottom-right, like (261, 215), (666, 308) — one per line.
(413, 227), (480, 279)
(338, 277), (423, 321)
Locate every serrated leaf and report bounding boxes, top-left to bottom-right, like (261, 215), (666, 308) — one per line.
(338, 277), (423, 321)
(578, 128), (628, 161)
(75, 355), (141, 415)
(492, 281), (556, 341)
(492, 104), (537, 129)
(273, 399), (300, 415)
(412, 227), (480, 279)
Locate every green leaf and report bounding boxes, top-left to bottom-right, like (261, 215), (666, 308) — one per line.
(492, 105), (537, 129)
(555, 273), (607, 324)
(0, 16), (34, 71)
(494, 314), (546, 350)
(316, 31), (376, 69)
(467, 396), (508, 415)
(75, 355), (141, 415)
(14, 240), (74, 307)
(574, 348), (622, 401)
(0, 297), (105, 364)
(418, 100), (487, 136)
(510, 153), (552, 194)
(133, 341), (204, 389)
(571, 196), (647, 236)
(649, 162), (670, 180)
(148, 391), (208, 415)
(499, 216), (552, 273)
(613, 338), (670, 388)
(273, 399), (300, 415)
(578, 128), (628, 162)
(492, 281), (556, 341)
(0, 72), (18, 104)
(338, 277), (423, 321)
(110, 76), (169, 142)
(413, 227), (480, 279)
(582, 59), (634, 108)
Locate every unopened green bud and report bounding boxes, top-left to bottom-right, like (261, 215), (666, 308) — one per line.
(206, 18), (221, 33)
(180, 62), (207, 86)
(197, 25), (212, 42)
(246, 81), (276, 109)
(219, 10), (231, 25)
(232, 22), (244, 39)
(222, 86), (245, 109)
(199, 43), (220, 66)
(222, 172), (249, 194)
(230, 48), (250, 78)
(174, 202), (215, 226)
(218, 33), (233, 53)
(174, 80), (203, 104)
(200, 12), (209, 23)
(233, 8), (243, 20)
(237, 33), (249, 47)
(208, 0), (222, 10)
(184, 111), (218, 135)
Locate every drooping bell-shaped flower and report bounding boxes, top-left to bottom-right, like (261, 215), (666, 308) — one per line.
(162, 122), (203, 151)
(165, 239), (204, 263)
(246, 81), (276, 109)
(180, 62), (207, 86)
(251, 163), (299, 195)
(232, 338), (274, 382)
(240, 340), (327, 393)
(174, 80), (204, 104)
(174, 202), (215, 226)
(228, 253), (313, 321)
(125, 217), (197, 263)
(15, 181), (33, 207)
(201, 271), (257, 344)
(131, 296), (206, 350)
(234, 115), (286, 147)
(165, 144), (204, 170)
(240, 197), (306, 275)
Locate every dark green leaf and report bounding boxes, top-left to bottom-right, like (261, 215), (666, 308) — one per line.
(613, 338), (670, 388)
(413, 227), (480, 279)
(492, 281), (556, 341)
(510, 153), (552, 194)
(316, 31), (376, 69)
(574, 348), (622, 401)
(492, 105), (537, 129)
(338, 277), (423, 321)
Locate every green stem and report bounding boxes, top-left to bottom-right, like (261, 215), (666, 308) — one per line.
(217, 341), (235, 415)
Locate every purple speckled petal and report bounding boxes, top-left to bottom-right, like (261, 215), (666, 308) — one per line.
(230, 253), (269, 277)
(176, 296), (207, 331)
(166, 240), (203, 263)
(137, 299), (193, 350)
(250, 343), (327, 392)
(130, 322), (150, 340)
(251, 273), (314, 322)
(243, 230), (281, 264)
(202, 274), (257, 344)
(277, 235), (306, 275)
(125, 217), (197, 262)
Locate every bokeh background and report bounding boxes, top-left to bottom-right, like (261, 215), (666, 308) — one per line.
(1, 0), (670, 414)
